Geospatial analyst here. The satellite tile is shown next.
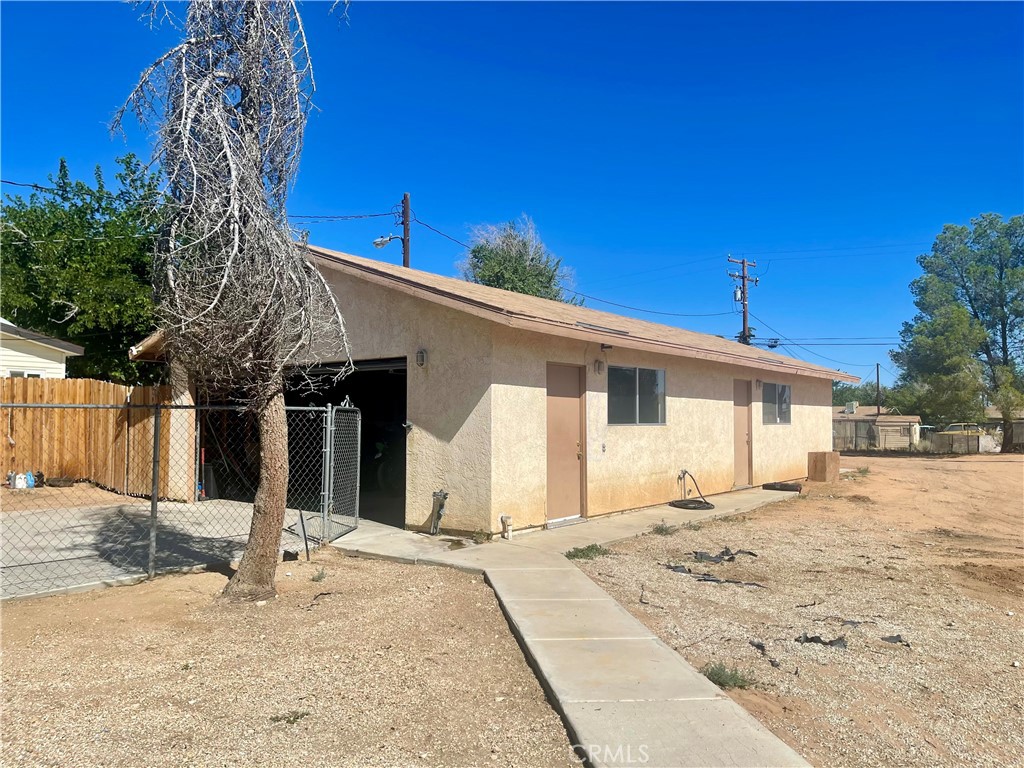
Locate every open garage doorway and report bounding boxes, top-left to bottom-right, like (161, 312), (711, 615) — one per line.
(286, 358), (407, 528)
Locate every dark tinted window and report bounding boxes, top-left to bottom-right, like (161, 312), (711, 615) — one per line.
(609, 366), (665, 424)
(608, 366), (637, 424)
(638, 368), (666, 424)
(763, 382), (791, 424)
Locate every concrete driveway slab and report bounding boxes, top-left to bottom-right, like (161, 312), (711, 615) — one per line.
(524, 637), (725, 703)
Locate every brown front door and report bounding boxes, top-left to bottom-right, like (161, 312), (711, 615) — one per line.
(546, 363), (586, 522)
(733, 379), (752, 487)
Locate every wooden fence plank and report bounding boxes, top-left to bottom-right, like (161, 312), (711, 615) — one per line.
(0, 377), (182, 497)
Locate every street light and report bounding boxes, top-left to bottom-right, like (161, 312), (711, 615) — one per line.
(373, 234), (402, 249)
(372, 192), (411, 267)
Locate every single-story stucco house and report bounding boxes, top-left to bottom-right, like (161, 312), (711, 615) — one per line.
(131, 248), (859, 536)
(0, 317), (84, 379)
(298, 248), (858, 535)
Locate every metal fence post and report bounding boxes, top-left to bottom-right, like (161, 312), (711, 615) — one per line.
(148, 405), (162, 579)
(322, 404), (333, 544)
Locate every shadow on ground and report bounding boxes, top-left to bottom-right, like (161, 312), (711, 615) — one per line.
(88, 507), (246, 574)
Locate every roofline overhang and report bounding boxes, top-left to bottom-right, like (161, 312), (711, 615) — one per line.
(129, 329), (166, 362)
(307, 246), (861, 384)
(0, 321), (84, 356)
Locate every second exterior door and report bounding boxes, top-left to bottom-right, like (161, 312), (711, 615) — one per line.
(733, 379), (753, 488)
(546, 363), (586, 522)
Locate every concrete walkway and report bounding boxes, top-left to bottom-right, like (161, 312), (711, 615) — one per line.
(334, 489), (807, 768)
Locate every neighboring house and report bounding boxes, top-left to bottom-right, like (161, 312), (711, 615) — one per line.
(132, 249), (859, 536)
(983, 406), (1024, 448)
(832, 403), (921, 451)
(0, 317), (84, 379)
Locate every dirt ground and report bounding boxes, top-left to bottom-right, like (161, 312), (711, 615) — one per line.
(0, 482), (134, 513)
(577, 454), (1023, 767)
(1, 550), (579, 768)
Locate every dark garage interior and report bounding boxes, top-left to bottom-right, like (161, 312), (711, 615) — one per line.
(285, 358), (408, 529)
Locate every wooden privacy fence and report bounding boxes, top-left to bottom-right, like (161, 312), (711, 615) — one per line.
(0, 377), (182, 498)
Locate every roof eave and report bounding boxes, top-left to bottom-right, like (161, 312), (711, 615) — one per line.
(0, 322), (85, 356)
(309, 248), (861, 384)
(129, 329), (166, 362)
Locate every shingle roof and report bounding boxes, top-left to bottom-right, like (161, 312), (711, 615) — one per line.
(308, 246), (859, 383)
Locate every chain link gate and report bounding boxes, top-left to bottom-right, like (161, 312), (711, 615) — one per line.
(327, 405), (360, 538)
(284, 403), (360, 545)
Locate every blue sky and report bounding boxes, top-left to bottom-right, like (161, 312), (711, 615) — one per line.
(2, 1), (1022, 383)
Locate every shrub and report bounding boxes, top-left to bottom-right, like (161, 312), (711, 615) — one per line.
(651, 520), (677, 536)
(701, 662), (754, 689)
(564, 544), (612, 560)
(270, 710), (310, 725)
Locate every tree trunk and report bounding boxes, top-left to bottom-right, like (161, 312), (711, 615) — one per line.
(222, 384), (289, 600)
(1001, 416), (1014, 453)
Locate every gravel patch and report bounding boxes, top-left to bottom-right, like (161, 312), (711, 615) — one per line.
(2, 549), (579, 768)
(578, 455), (1024, 767)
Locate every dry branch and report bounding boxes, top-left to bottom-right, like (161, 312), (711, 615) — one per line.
(118, 1), (352, 599)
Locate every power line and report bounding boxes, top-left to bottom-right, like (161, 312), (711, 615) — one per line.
(405, 216), (738, 317)
(736, 241), (930, 257)
(289, 212), (393, 221)
(1, 232), (153, 247)
(412, 217), (470, 249)
(749, 311), (877, 368)
(880, 364), (901, 380)
(3, 176), (395, 223)
(567, 292), (738, 318)
(782, 336), (900, 341)
(755, 342), (898, 347)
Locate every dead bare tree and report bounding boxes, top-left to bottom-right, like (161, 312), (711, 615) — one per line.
(117, 1), (352, 600)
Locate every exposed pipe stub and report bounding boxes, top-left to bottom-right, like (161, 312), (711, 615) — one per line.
(430, 489), (449, 535)
(670, 470), (715, 511)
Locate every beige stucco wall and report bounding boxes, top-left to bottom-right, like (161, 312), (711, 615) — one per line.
(324, 270), (493, 534)
(0, 336), (70, 378)
(751, 373), (833, 484)
(323, 268), (835, 536)
(490, 326), (833, 532)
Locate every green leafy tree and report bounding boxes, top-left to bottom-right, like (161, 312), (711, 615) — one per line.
(0, 155), (162, 384)
(891, 213), (1023, 446)
(461, 216), (582, 305)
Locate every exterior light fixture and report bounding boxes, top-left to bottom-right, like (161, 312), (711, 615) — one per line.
(594, 360), (605, 375)
(600, 343), (613, 351)
(415, 349), (428, 368)
(373, 234), (401, 249)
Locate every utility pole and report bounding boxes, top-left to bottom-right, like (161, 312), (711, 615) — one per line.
(402, 192), (411, 268)
(728, 255), (759, 345)
(876, 362), (881, 416)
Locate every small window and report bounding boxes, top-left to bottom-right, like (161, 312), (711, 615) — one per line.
(762, 382), (791, 425)
(608, 366), (665, 425)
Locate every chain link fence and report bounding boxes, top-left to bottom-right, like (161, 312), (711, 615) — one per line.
(1, 403), (359, 599)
